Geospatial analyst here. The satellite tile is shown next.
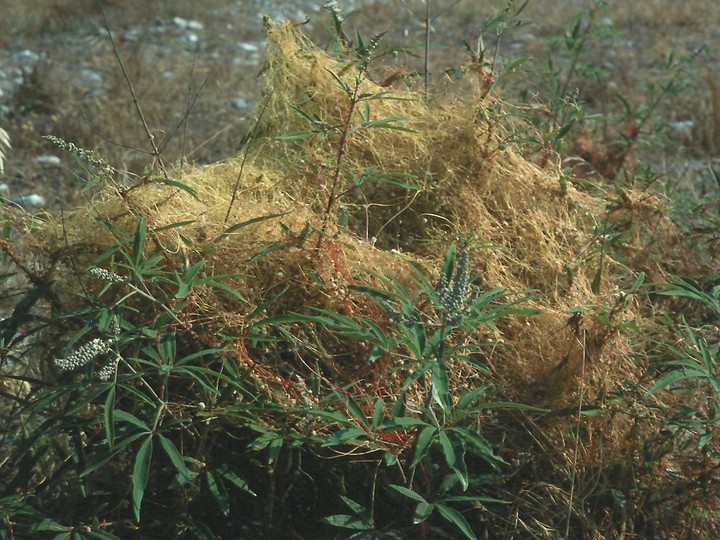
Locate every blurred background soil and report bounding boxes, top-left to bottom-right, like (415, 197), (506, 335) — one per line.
(0, 0), (718, 209)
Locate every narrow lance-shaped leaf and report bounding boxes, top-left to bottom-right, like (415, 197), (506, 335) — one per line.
(104, 386), (116, 449)
(132, 435), (154, 522)
(158, 433), (193, 484)
(411, 426), (438, 468)
(176, 259), (205, 299)
(436, 503), (477, 540)
(206, 471), (230, 516)
(132, 215), (147, 269)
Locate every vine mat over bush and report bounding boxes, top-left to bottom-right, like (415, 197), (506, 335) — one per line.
(1, 17), (718, 540)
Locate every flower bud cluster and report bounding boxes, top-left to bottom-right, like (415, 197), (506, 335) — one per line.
(55, 338), (112, 372)
(380, 299), (404, 324)
(324, 0), (343, 19)
(88, 266), (125, 283)
(97, 356), (119, 381)
(43, 135), (113, 178)
(380, 298), (419, 328)
(437, 249), (479, 325)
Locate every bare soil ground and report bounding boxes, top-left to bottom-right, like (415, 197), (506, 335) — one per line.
(0, 0), (718, 210)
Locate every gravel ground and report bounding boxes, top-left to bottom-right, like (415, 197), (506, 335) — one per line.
(0, 0), (718, 207)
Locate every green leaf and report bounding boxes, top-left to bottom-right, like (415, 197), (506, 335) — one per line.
(386, 416), (431, 428)
(440, 433), (468, 490)
(216, 467), (256, 496)
(132, 436), (154, 522)
(114, 410), (150, 432)
(268, 434), (283, 464)
(321, 514), (373, 530)
(324, 68), (352, 95)
(552, 120), (575, 144)
(646, 368), (707, 395)
(631, 272), (645, 292)
(457, 385), (491, 411)
(0, 280), (54, 344)
(301, 409), (356, 426)
(352, 165), (379, 186)
(322, 428), (368, 447)
(159, 333), (176, 366)
(450, 427), (504, 467)
(345, 394), (370, 428)
(322, 494), (375, 530)
(340, 495), (373, 524)
(246, 241), (291, 263)
(206, 471), (230, 516)
(198, 278), (247, 302)
(610, 488), (627, 508)
(153, 219), (196, 232)
(211, 212), (286, 245)
(442, 244), (457, 283)
(104, 386), (116, 448)
(132, 216), (147, 269)
(80, 432), (147, 478)
(277, 130), (317, 140)
(436, 503), (476, 540)
(431, 362), (452, 415)
(32, 519), (68, 532)
(175, 259), (205, 299)
(591, 259), (603, 294)
(356, 116), (417, 133)
(414, 501), (435, 524)
(87, 529), (122, 540)
(411, 426), (438, 467)
(173, 366), (222, 396)
(371, 398), (384, 428)
(389, 484), (428, 503)
(152, 177), (199, 200)
(157, 433), (193, 484)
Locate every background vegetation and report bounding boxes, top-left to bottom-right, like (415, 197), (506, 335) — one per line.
(1, 1), (720, 538)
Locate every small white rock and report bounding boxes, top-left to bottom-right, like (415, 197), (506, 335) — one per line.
(14, 49), (40, 63)
(186, 20), (204, 32)
(233, 97), (251, 109)
(13, 194), (46, 208)
(172, 16), (188, 29)
(35, 155), (61, 167)
(236, 42), (260, 53)
(669, 120), (694, 131)
(122, 30), (139, 43)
